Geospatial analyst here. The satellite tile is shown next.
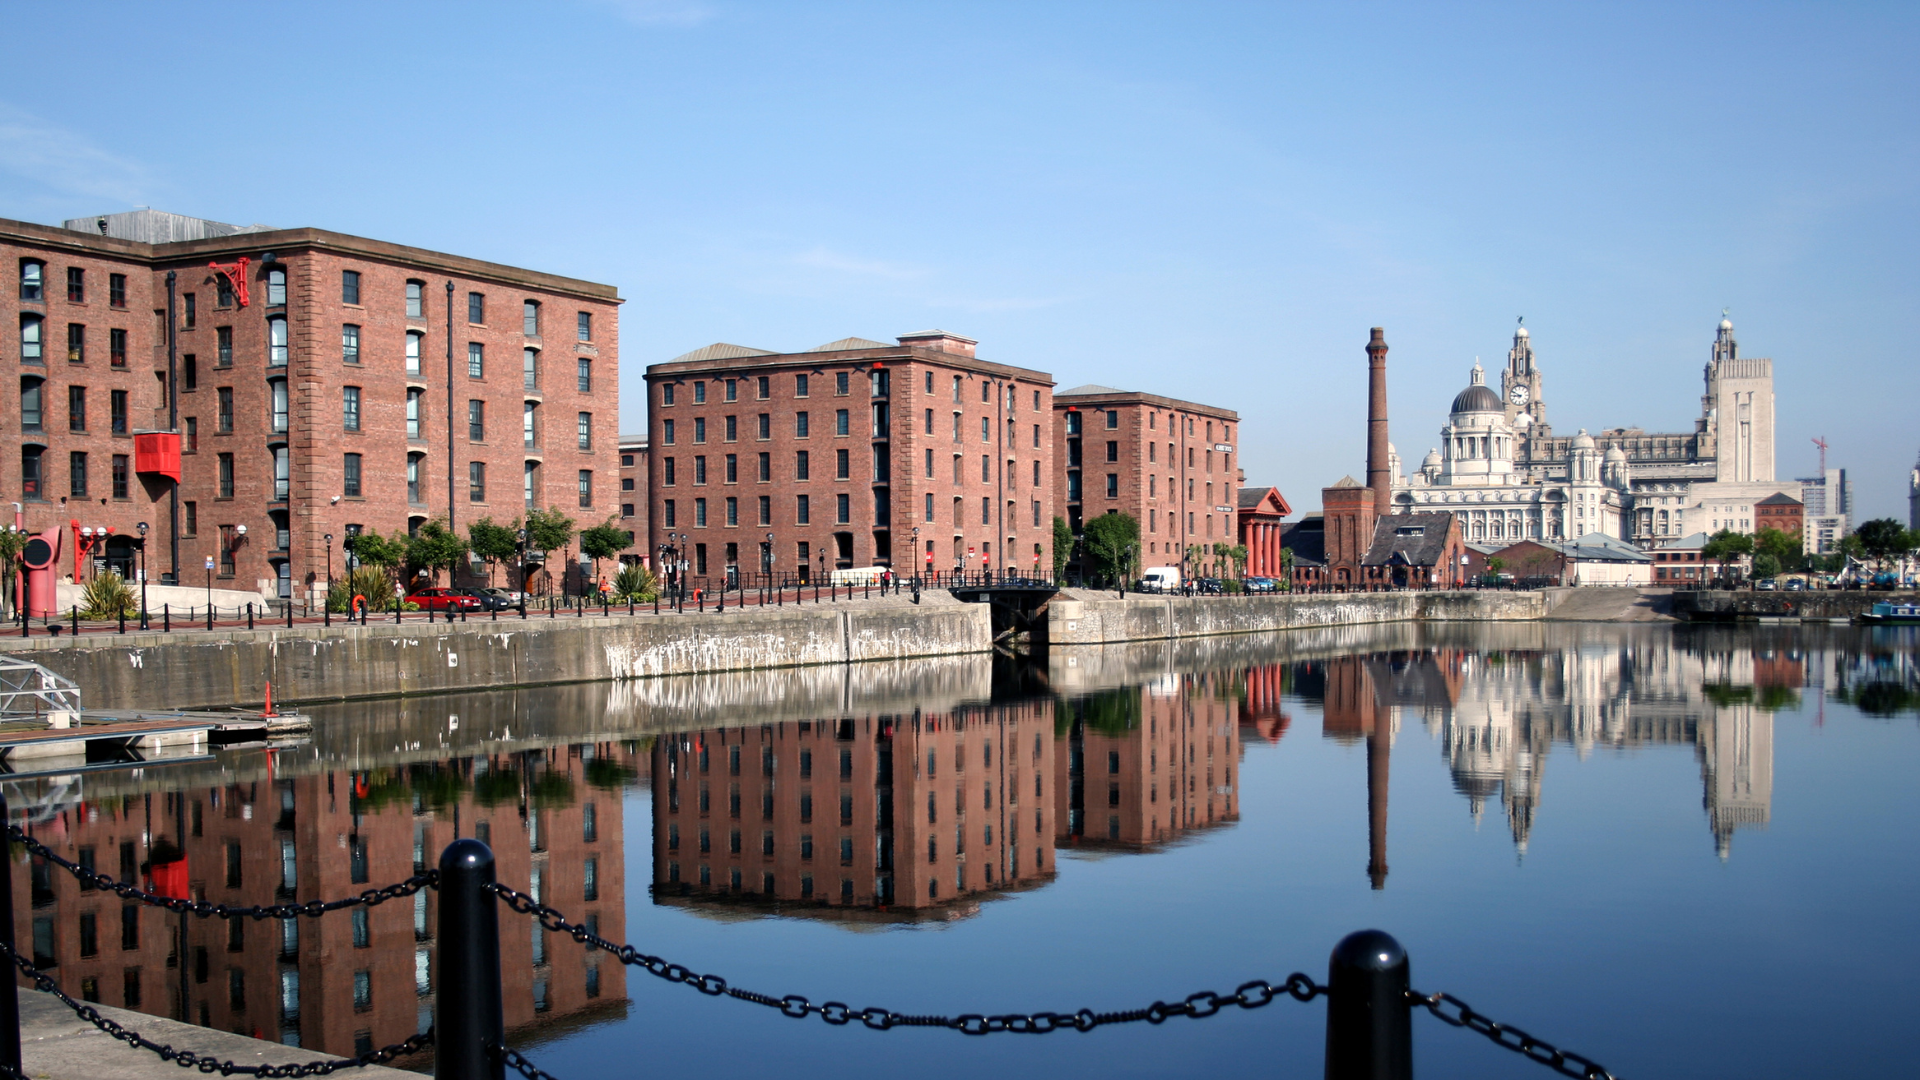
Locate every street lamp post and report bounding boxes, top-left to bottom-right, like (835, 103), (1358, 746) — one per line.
(136, 522), (150, 629)
(324, 533), (333, 627)
(765, 531), (774, 593)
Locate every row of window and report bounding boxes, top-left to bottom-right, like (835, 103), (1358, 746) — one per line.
(658, 450), (1044, 489)
(17, 262), (128, 307)
(16, 320), (131, 365)
(341, 453), (596, 509)
(1063, 409), (1232, 442)
(658, 492), (1045, 531)
(660, 371), (1049, 410)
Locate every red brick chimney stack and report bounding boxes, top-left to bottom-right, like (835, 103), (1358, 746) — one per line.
(1366, 327), (1391, 516)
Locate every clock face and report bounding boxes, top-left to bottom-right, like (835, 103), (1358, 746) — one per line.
(1508, 384), (1531, 406)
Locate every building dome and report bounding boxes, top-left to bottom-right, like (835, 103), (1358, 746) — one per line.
(1720, 317), (1733, 331)
(1515, 325), (1529, 339)
(1451, 361), (1501, 413)
(1451, 384), (1503, 413)
(1423, 448), (1442, 468)
(1604, 445), (1626, 462)
(1572, 428), (1596, 450)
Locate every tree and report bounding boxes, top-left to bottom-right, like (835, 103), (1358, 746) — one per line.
(1052, 517), (1073, 580)
(0, 528), (28, 615)
(579, 518), (630, 593)
(1853, 518), (1920, 573)
(1752, 552), (1782, 580)
(1487, 556), (1506, 574)
(467, 517), (520, 587)
(1753, 526), (1801, 573)
(1701, 529), (1753, 582)
(523, 507), (576, 594)
(1228, 544), (1249, 579)
(404, 518), (469, 586)
(1082, 512), (1141, 587)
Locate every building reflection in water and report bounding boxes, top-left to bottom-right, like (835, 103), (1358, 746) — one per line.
(652, 701), (1058, 923)
(1296, 634), (1796, 867)
(1055, 673), (1240, 851)
(7, 743), (636, 1063)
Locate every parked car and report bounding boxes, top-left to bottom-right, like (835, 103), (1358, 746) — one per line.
(407, 587), (482, 612)
(1784, 578), (1807, 591)
(1194, 578), (1224, 595)
(454, 588), (515, 611)
(1244, 576), (1278, 593)
(1140, 567), (1181, 593)
(481, 587), (525, 605)
(1757, 578), (1778, 591)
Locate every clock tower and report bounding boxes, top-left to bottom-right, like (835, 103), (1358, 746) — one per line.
(1501, 317), (1548, 440)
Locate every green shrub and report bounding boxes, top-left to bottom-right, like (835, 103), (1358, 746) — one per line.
(613, 562), (657, 602)
(328, 566), (396, 612)
(81, 573), (136, 619)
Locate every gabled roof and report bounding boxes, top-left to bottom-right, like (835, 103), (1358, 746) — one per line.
(1657, 531), (1712, 550)
(1757, 492), (1803, 506)
(1560, 532), (1652, 563)
(809, 337), (892, 352)
(667, 343), (775, 364)
(1360, 513), (1458, 568)
(1237, 485), (1293, 517)
(1328, 475), (1361, 488)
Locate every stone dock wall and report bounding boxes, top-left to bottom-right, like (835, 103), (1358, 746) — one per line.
(1046, 589), (1546, 645)
(1669, 588), (1918, 622)
(1, 590), (1546, 712)
(2, 604), (993, 712)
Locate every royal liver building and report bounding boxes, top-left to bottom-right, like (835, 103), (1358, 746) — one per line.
(1391, 317), (1785, 547)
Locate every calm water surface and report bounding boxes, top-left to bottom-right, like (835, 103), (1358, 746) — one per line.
(7, 622), (1917, 1078)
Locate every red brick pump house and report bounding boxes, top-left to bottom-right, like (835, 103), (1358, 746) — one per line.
(2, 209), (620, 602)
(645, 333), (1056, 586)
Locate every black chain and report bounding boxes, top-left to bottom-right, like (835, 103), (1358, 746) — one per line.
(497, 1045), (565, 1080)
(1411, 990), (1619, 1080)
(0, 939), (432, 1076)
(489, 882), (1321, 1034)
(8, 825), (436, 919)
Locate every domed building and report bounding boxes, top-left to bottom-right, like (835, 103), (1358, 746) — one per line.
(1392, 318), (1790, 547)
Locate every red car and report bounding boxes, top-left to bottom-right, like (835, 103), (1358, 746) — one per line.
(407, 587), (482, 612)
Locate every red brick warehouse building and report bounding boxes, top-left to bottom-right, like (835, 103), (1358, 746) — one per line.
(0, 208), (620, 602)
(644, 332), (1057, 585)
(1050, 385), (1240, 581)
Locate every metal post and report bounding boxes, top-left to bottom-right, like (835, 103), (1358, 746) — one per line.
(435, 838), (506, 1080)
(0, 791), (20, 1078)
(164, 604), (170, 632)
(1324, 929), (1412, 1080)
(286, 600), (293, 628)
(71, 606), (78, 636)
(248, 603), (254, 630)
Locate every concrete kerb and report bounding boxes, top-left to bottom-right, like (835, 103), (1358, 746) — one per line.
(15, 991), (417, 1080)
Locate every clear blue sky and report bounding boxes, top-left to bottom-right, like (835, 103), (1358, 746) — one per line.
(6, 2), (1915, 521)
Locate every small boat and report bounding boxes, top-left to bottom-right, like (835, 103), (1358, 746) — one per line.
(1859, 601), (1920, 625)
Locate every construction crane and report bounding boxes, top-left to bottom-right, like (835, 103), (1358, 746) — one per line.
(1812, 436), (1828, 475)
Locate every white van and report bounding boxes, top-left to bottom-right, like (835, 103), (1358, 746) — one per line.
(1139, 567), (1181, 593)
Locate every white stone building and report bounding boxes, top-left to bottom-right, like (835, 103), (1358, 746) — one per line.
(1394, 318), (1796, 548)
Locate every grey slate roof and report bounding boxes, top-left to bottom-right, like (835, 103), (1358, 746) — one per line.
(666, 343), (776, 364)
(809, 337), (892, 352)
(1559, 532), (1652, 563)
(1281, 518), (1326, 567)
(1361, 513), (1456, 568)
(1056, 383), (1128, 397)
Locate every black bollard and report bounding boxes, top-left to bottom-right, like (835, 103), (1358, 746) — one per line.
(1324, 929), (1413, 1080)
(72, 606), (79, 637)
(0, 793), (20, 1077)
(118, 607), (125, 634)
(206, 604), (213, 631)
(286, 600), (293, 628)
(248, 603), (255, 630)
(435, 839), (506, 1080)
(164, 604), (170, 632)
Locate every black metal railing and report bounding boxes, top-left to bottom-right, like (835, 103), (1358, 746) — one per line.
(0, 803), (1621, 1080)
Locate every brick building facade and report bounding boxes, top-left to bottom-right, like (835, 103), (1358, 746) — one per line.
(618, 432), (648, 563)
(1, 209), (620, 602)
(1051, 385), (1240, 580)
(644, 332), (1055, 586)
(11, 747), (627, 1058)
